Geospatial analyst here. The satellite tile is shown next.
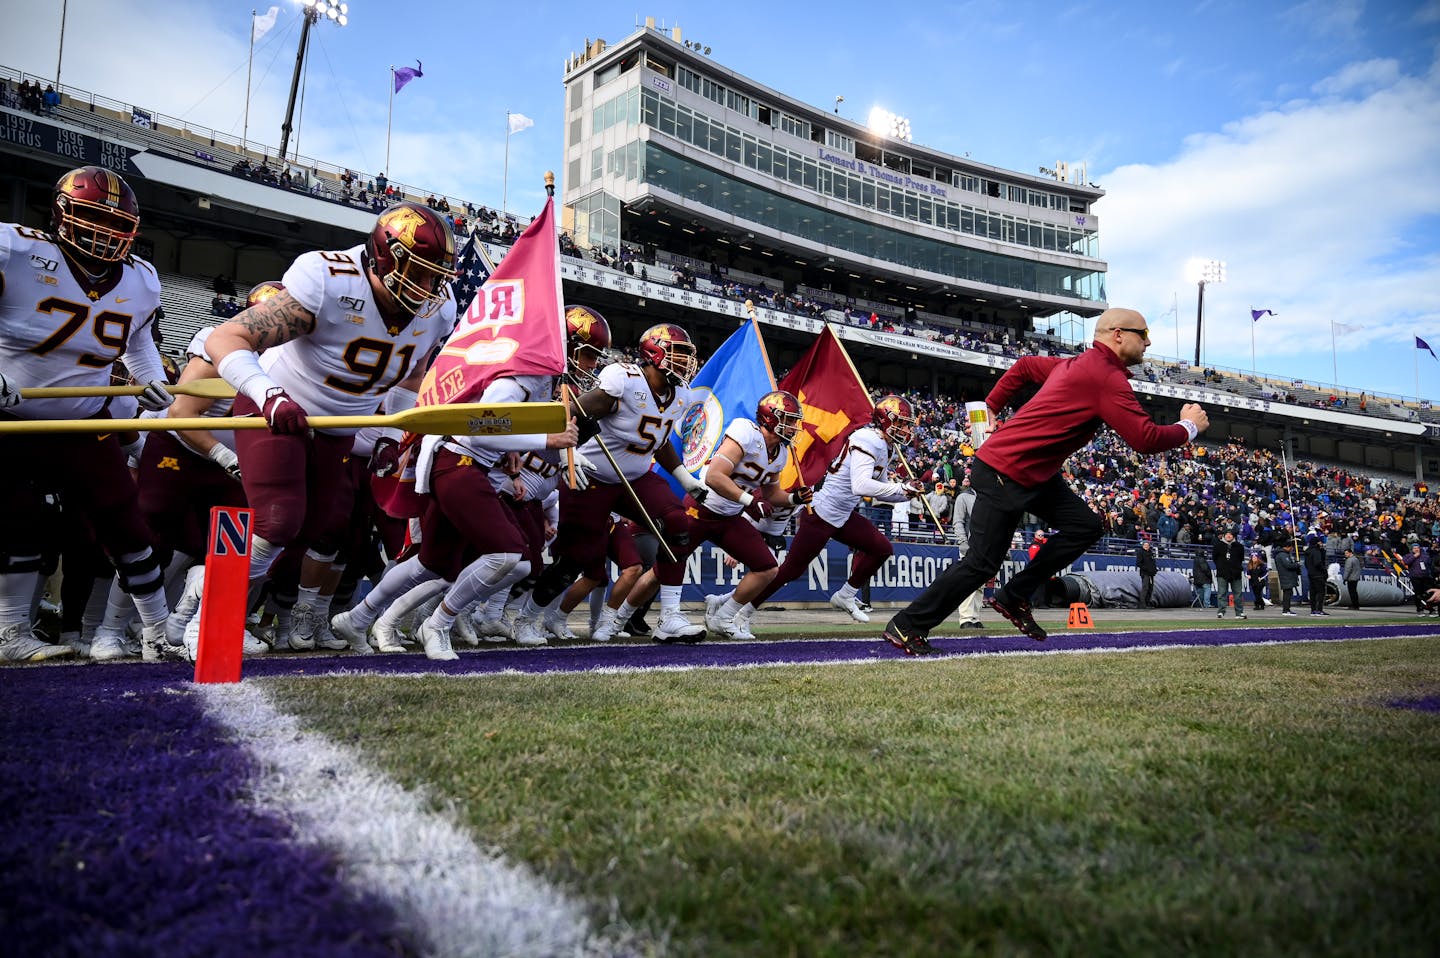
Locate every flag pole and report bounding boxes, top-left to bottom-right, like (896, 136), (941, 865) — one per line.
(502, 112), (512, 216)
(385, 66), (394, 179)
(243, 9), (255, 154)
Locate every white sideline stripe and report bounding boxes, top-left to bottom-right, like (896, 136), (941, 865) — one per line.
(268, 632), (1418, 682)
(195, 682), (643, 958)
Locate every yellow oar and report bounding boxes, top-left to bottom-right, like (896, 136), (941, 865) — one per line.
(20, 378), (237, 400)
(0, 401), (567, 436)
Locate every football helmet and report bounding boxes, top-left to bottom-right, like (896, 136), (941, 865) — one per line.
(637, 323), (699, 386)
(564, 305), (612, 389)
(246, 281), (286, 309)
(365, 202), (457, 315)
(872, 394), (917, 445)
(755, 390), (803, 445)
(52, 166), (140, 264)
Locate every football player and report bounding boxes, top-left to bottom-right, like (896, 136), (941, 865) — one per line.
(0, 166), (177, 662)
(618, 390), (812, 640)
(561, 304), (610, 391)
(176, 203), (459, 640)
(743, 395), (924, 625)
(515, 323), (708, 642)
(330, 366), (579, 660)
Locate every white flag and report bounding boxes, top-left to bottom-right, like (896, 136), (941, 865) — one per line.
(1331, 321), (1365, 336)
(508, 112), (534, 135)
(253, 6), (280, 42)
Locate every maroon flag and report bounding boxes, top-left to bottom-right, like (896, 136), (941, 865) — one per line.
(777, 325), (873, 488)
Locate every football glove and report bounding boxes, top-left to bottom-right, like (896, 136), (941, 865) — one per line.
(571, 451), (598, 490)
(0, 369), (19, 409)
(261, 388), (309, 435)
(370, 436), (401, 479)
(136, 380), (175, 412)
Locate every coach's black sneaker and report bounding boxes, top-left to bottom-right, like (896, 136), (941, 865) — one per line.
(624, 614), (652, 636)
(988, 592), (1047, 641)
(883, 619), (937, 656)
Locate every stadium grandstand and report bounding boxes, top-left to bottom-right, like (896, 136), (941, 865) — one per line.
(3, 32), (1438, 486)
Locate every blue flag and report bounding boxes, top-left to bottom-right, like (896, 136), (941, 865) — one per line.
(1250, 308), (1276, 322)
(1418, 336), (1437, 360)
(663, 318), (775, 496)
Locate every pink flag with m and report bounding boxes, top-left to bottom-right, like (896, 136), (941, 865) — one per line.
(416, 195), (565, 407)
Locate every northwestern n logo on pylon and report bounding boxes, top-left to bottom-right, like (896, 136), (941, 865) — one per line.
(213, 510), (251, 556)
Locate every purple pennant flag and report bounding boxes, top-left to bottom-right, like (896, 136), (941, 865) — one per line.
(1250, 308), (1276, 322)
(1418, 336), (1437, 360)
(393, 60), (423, 94)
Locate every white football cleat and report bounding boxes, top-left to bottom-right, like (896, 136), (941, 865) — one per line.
(89, 626), (130, 662)
(704, 593), (730, 633)
(652, 610), (705, 643)
(311, 613), (349, 651)
(829, 591), (870, 623)
(453, 610), (480, 647)
(329, 608), (375, 655)
(0, 622), (74, 662)
(590, 607), (619, 642)
(242, 630), (270, 656)
(541, 608), (576, 641)
(510, 616), (548, 647)
(418, 619), (459, 661)
(728, 608), (756, 641)
(370, 615), (407, 653)
(285, 603), (318, 651)
(142, 622), (188, 663)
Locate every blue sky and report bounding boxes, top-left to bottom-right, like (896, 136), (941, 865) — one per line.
(5, 1), (1439, 401)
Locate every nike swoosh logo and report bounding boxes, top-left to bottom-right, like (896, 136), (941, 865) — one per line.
(412, 329), (425, 337)
(115, 297), (130, 303)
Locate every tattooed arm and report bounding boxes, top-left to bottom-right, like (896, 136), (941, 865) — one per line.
(207, 290), (317, 410)
(204, 290), (317, 362)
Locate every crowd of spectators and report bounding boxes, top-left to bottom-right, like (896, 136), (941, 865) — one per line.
(1, 78), (59, 114)
(870, 384), (1436, 574)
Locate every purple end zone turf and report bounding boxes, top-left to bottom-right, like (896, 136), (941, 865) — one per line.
(1388, 696), (1440, 712)
(0, 666), (416, 958)
(226, 622), (1440, 678)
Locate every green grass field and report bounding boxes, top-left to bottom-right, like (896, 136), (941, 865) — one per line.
(267, 637), (1440, 956)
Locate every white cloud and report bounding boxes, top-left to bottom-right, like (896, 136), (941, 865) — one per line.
(1096, 55), (1440, 381)
(1312, 58), (1402, 95)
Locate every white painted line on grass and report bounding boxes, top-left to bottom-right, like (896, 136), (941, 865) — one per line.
(195, 682), (648, 958)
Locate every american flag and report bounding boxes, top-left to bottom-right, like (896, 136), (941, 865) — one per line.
(450, 234), (495, 312)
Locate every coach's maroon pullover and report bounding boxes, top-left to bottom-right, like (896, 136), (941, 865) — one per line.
(977, 344), (1191, 488)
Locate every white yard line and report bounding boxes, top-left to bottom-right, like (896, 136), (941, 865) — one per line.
(196, 682), (648, 958)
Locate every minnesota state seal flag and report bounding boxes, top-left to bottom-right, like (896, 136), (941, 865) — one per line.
(664, 318), (775, 496)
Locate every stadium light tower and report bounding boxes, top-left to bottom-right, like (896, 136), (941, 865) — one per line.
(867, 106), (912, 141)
(1187, 258), (1226, 367)
(278, 0), (348, 164)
